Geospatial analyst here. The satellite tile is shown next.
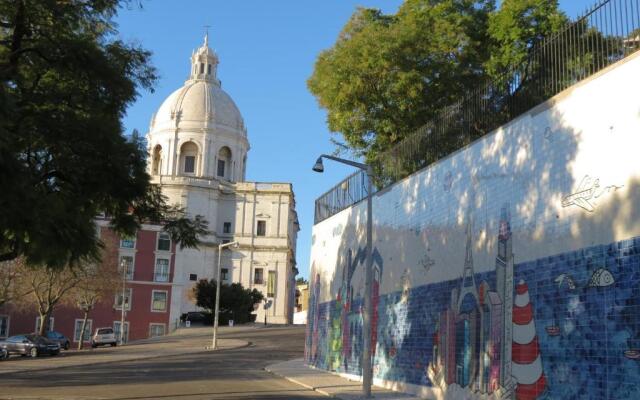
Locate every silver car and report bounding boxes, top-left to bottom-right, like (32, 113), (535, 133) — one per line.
(0, 334), (60, 357)
(91, 327), (117, 348)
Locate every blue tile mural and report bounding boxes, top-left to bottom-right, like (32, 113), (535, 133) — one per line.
(306, 209), (640, 400)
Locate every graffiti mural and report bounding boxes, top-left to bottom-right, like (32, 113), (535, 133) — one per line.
(306, 204), (640, 399)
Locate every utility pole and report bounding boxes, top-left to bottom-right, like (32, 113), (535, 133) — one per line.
(212, 240), (238, 350)
(119, 258), (127, 346)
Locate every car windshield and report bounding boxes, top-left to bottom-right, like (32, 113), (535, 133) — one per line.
(97, 328), (113, 335)
(25, 334), (46, 343)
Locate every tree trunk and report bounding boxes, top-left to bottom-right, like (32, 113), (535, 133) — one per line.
(78, 311), (89, 350)
(38, 309), (51, 336)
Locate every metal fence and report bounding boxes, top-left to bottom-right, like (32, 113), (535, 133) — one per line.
(314, 0), (640, 224)
(314, 170), (370, 224)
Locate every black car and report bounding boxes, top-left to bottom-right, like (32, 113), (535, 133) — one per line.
(180, 311), (209, 325)
(46, 331), (71, 350)
(0, 334), (60, 357)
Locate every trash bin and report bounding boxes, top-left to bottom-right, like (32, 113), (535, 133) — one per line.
(228, 320), (234, 327)
(185, 320), (191, 328)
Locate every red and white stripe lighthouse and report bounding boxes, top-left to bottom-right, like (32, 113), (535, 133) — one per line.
(512, 279), (546, 400)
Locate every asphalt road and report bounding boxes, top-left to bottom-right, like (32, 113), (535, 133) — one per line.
(0, 325), (325, 400)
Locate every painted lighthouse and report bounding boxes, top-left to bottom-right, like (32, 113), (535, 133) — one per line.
(428, 206), (545, 399)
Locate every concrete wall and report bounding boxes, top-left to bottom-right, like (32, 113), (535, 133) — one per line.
(306, 52), (640, 399)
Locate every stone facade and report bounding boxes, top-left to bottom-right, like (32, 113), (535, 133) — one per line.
(146, 36), (299, 325)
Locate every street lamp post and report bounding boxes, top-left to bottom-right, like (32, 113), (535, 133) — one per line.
(119, 258), (127, 346)
(312, 154), (374, 398)
(212, 240), (239, 350)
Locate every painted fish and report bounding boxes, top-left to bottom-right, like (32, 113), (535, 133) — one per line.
(554, 274), (577, 290)
(588, 268), (615, 287)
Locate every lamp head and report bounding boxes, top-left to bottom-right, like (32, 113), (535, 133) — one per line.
(312, 157), (324, 173)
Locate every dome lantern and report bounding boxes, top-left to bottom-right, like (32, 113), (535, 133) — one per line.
(189, 33), (220, 85)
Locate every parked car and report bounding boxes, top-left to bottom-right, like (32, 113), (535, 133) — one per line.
(91, 327), (117, 348)
(0, 334), (60, 357)
(46, 331), (71, 350)
(180, 311), (211, 325)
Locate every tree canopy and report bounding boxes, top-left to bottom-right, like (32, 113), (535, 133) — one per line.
(308, 0), (567, 163)
(0, 0), (208, 267)
(194, 279), (264, 324)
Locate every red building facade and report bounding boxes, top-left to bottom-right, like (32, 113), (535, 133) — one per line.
(0, 222), (176, 345)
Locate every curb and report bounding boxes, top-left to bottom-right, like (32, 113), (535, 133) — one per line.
(0, 339), (251, 376)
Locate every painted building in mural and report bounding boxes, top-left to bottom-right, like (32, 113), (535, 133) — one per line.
(306, 50), (640, 400)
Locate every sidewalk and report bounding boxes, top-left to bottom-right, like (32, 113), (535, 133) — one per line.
(265, 358), (422, 400)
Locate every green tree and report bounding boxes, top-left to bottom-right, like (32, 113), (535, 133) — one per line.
(485, 0), (567, 78)
(194, 280), (265, 324)
(0, 0), (208, 268)
(308, 0), (494, 163)
(307, 0), (571, 164)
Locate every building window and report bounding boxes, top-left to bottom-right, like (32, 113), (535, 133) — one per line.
(35, 316), (54, 333)
(157, 232), (171, 251)
(115, 288), (132, 311)
(189, 273), (198, 281)
(119, 255), (134, 280)
(256, 220), (266, 236)
(199, 63), (204, 74)
(254, 268), (264, 285)
(113, 321), (129, 344)
(217, 147), (232, 179)
(267, 271), (276, 297)
(184, 155), (195, 173)
(151, 291), (168, 312)
(223, 222), (231, 234)
(207, 64), (212, 74)
(154, 258), (170, 282)
(149, 323), (166, 338)
(120, 236), (136, 249)
(0, 316), (9, 338)
(73, 319), (92, 342)
(221, 268), (229, 281)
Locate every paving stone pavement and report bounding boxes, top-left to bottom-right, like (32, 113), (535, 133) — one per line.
(265, 358), (422, 400)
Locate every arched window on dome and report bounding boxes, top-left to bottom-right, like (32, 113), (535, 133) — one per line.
(151, 145), (162, 176)
(207, 64), (212, 75)
(217, 146), (232, 180)
(180, 142), (199, 175)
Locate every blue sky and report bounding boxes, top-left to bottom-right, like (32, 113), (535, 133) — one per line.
(116, 0), (598, 280)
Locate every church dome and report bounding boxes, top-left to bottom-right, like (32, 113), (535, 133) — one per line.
(152, 81), (245, 133)
(149, 34), (246, 135)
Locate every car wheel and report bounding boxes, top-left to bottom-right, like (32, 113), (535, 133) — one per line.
(91, 343), (97, 348)
(64, 342), (70, 350)
(110, 343), (116, 347)
(52, 351), (60, 356)
(30, 347), (38, 358)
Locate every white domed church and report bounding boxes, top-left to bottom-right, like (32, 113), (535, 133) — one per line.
(146, 35), (299, 324)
